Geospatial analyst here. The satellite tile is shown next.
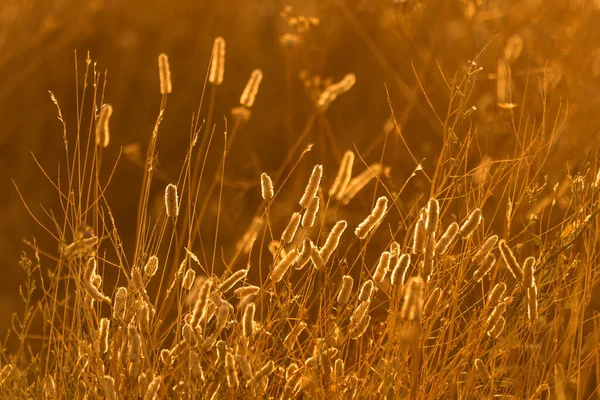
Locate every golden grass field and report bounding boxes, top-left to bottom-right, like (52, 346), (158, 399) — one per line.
(1, 0), (600, 398)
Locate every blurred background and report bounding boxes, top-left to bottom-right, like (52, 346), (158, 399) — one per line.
(1, 0), (599, 338)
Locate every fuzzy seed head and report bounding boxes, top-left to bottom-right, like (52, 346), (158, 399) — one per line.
(281, 212), (302, 244)
(425, 198), (440, 234)
(498, 239), (524, 281)
(474, 359), (491, 382)
(423, 287), (442, 317)
(472, 253), (496, 283)
(390, 254), (411, 285)
(243, 302), (255, 337)
(218, 269), (248, 293)
(373, 251), (391, 283)
(400, 276), (424, 320)
(412, 211), (426, 254)
(209, 37), (226, 85)
(182, 269), (196, 290)
(435, 222), (459, 255)
(527, 284), (538, 321)
(99, 318), (110, 353)
(320, 220), (347, 262)
(330, 150), (355, 199)
(158, 53), (172, 94)
(302, 196), (320, 228)
(355, 196), (388, 239)
(164, 183), (179, 218)
(103, 375), (116, 400)
(299, 165), (323, 208)
(337, 275), (354, 304)
(95, 104), (113, 148)
(225, 353), (239, 388)
(523, 256), (536, 288)
(260, 173), (274, 200)
(240, 69), (263, 108)
(358, 280), (375, 302)
(487, 282), (506, 306)
(459, 208), (482, 238)
(486, 316), (506, 338)
(472, 235), (499, 266)
(144, 255), (159, 280)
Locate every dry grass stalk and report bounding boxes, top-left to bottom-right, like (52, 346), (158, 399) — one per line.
(209, 36), (226, 85)
(158, 53), (172, 94)
(355, 196), (388, 239)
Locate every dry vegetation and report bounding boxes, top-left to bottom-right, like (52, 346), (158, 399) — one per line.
(1, 1), (600, 399)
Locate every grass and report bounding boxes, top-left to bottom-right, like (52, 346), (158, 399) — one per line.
(1, 2), (600, 399)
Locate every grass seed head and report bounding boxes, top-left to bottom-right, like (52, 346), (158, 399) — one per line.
(209, 36), (226, 85)
(240, 69), (263, 108)
(459, 208), (482, 238)
(158, 53), (172, 94)
(260, 172), (274, 200)
(299, 165), (323, 208)
(164, 183), (179, 218)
